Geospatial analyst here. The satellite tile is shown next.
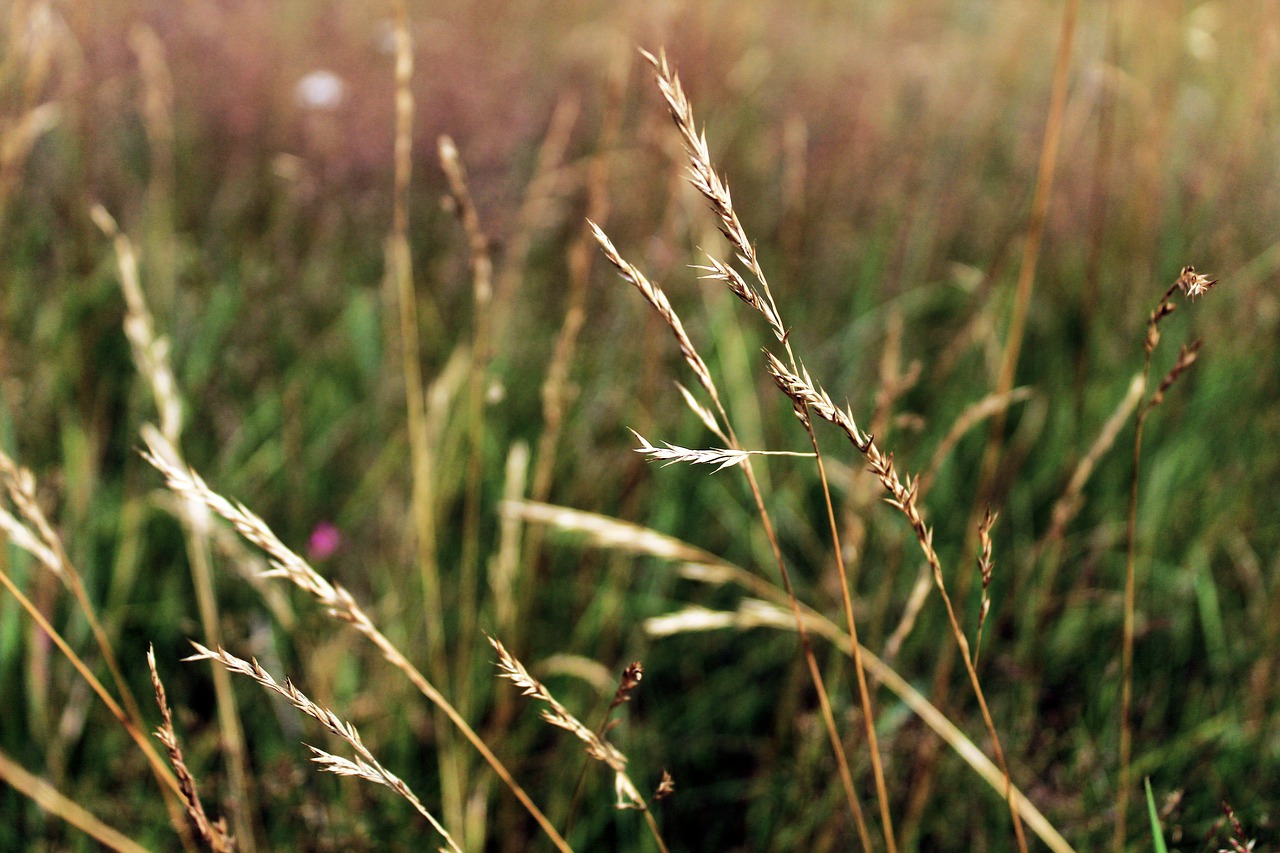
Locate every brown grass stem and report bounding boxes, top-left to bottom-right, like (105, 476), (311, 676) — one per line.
(907, 4), (1077, 843)
(1075, 0), (1118, 418)
(1115, 388), (1145, 852)
(0, 443), (148, 748)
(884, 387), (1034, 668)
(528, 54), (625, 515)
(992, 0), (1079, 427)
(1116, 266), (1214, 850)
(148, 647), (235, 853)
(764, 355), (1028, 852)
(0, 564), (181, 802)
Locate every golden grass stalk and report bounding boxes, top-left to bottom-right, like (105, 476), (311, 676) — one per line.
(92, 204), (258, 851)
(526, 50), (624, 559)
(141, 434), (572, 852)
(0, 447), (192, 842)
(185, 642), (461, 853)
(0, 747), (149, 853)
(905, 5), (1078, 841)
(763, 353), (1028, 850)
(593, 216), (874, 848)
(636, 48), (897, 848)
(504, 499), (1076, 853)
(1115, 266), (1216, 850)
(0, 553), (181, 804)
(148, 647), (234, 853)
(0, 446), (145, 728)
(438, 133), (492, 716)
(884, 386), (1033, 665)
(488, 636), (669, 853)
(385, 4), (464, 839)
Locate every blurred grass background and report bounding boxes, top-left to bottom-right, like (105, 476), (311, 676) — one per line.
(2, 0), (1279, 850)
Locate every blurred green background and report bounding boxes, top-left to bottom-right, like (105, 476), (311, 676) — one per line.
(2, 0), (1278, 850)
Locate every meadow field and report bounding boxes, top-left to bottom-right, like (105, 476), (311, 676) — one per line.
(1, 0), (1278, 850)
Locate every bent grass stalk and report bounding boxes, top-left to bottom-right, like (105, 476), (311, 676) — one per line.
(92, 203), (259, 852)
(184, 643), (461, 852)
(500, 498), (1077, 853)
(488, 636), (669, 853)
(142, 433), (573, 853)
(591, 223), (875, 850)
(641, 46), (903, 848)
(0, 450), (191, 844)
(0, 747), (150, 853)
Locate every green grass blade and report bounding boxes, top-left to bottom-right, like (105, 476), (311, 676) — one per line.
(1144, 778), (1168, 853)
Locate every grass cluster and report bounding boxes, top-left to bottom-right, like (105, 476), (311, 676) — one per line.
(2, 1), (1278, 850)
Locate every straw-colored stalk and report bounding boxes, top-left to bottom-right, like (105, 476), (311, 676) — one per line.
(0, 747), (149, 853)
(905, 3), (1077, 842)
(147, 647), (234, 853)
(185, 642), (460, 853)
(593, 220), (875, 849)
(0, 448), (191, 843)
(488, 636), (669, 853)
(91, 203), (259, 852)
(384, 3), (466, 840)
(501, 499), (1076, 853)
(142, 434), (572, 852)
(438, 134), (492, 718)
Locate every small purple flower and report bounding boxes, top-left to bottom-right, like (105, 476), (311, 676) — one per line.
(307, 522), (342, 561)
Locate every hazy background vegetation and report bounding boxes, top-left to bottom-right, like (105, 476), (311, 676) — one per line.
(2, 0), (1278, 850)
